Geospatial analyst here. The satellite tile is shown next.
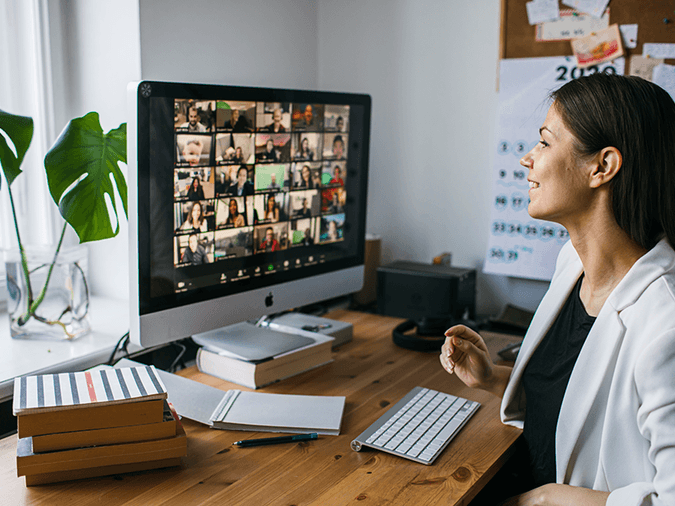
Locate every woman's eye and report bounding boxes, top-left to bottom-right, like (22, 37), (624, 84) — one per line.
(539, 140), (549, 148)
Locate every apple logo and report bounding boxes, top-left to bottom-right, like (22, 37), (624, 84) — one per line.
(265, 292), (274, 307)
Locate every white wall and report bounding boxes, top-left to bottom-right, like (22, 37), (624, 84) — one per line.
(58, 0), (550, 315)
(316, 0), (548, 315)
(139, 0), (319, 89)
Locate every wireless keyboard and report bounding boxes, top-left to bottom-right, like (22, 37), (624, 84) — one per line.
(350, 386), (480, 465)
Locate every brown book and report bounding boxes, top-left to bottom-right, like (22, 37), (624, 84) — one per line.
(24, 457), (183, 486)
(18, 398), (165, 438)
(17, 416), (186, 477)
(31, 401), (176, 453)
(196, 334), (333, 389)
(14, 366), (168, 438)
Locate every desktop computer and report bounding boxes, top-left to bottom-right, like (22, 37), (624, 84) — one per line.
(127, 81), (371, 349)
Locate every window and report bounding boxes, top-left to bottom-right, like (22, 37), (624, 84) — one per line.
(0, 0), (59, 305)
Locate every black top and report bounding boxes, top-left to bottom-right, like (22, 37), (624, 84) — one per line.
(521, 276), (595, 486)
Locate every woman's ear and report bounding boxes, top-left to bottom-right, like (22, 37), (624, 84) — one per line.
(590, 146), (622, 188)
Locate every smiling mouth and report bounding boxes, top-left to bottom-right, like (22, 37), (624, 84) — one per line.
(529, 181), (540, 189)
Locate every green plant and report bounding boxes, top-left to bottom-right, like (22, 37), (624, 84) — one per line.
(0, 109), (127, 333)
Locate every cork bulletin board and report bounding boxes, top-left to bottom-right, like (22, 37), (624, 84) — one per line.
(499, 0), (675, 66)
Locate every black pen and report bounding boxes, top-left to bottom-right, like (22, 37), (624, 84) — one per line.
(233, 433), (318, 448)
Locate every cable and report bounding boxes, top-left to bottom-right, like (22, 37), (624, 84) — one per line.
(168, 341), (187, 373)
(107, 331), (130, 366)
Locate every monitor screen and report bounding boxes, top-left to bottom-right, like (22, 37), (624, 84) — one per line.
(128, 81), (371, 347)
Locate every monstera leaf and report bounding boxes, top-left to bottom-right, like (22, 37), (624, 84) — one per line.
(0, 109), (34, 188)
(44, 112), (127, 243)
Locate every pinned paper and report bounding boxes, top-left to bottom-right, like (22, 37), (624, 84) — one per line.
(652, 64), (675, 102)
(526, 0), (560, 25)
(642, 43), (675, 59)
(536, 9), (609, 42)
(619, 24), (638, 49)
(629, 55), (663, 81)
(562, 0), (610, 18)
(571, 24), (624, 69)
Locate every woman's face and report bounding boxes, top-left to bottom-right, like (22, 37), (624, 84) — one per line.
(229, 199), (238, 216)
(191, 202), (202, 222)
(267, 140), (274, 151)
(301, 138), (309, 150)
(520, 104), (592, 225)
(268, 197), (275, 210)
(235, 147), (242, 156)
(192, 178), (199, 189)
(302, 166), (310, 181)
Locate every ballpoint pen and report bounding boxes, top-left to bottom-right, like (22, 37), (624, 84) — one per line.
(233, 433), (318, 448)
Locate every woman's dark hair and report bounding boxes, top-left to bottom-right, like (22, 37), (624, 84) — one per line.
(550, 73), (675, 250)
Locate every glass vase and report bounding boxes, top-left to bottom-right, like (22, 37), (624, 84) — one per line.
(4, 245), (90, 340)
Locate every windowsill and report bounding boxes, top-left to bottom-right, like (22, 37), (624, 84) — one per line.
(0, 296), (133, 402)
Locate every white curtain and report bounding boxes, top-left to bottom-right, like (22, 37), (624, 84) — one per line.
(0, 0), (58, 296)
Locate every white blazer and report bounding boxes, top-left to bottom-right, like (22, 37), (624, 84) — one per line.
(501, 239), (675, 506)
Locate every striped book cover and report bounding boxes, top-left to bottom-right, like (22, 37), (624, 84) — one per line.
(13, 366), (167, 416)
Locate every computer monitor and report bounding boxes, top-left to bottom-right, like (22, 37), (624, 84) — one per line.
(127, 81), (371, 348)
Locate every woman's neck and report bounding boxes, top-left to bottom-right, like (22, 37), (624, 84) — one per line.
(569, 220), (647, 316)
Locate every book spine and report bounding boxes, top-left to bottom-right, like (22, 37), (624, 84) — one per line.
(196, 348), (256, 388)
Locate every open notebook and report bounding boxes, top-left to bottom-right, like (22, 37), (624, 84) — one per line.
(113, 359), (345, 435)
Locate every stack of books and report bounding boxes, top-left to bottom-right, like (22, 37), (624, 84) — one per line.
(13, 365), (187, 486)
(195, 322), (334, 389)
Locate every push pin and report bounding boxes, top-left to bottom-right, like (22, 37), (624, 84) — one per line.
(664, 18), (671, 24)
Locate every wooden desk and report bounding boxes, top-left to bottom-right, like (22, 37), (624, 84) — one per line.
(0, 310), (522, 505)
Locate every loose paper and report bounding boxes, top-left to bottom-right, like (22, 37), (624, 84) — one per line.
(562, 0), (610, 18)
(571, 24), (624, 69)
(485, 56), (625, 281)
(643, 43), (675, 59)
(629, 55), (663, 81)
(536, 9), (609, 42)
(619, 24), (638, 49)
(526, 0), (560, 25)
(652, 64), (675, 102)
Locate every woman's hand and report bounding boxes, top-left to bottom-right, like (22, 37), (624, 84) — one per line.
(439, 325), (512, 397)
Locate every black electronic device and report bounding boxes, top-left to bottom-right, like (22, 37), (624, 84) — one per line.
(376, 261), (476, 351)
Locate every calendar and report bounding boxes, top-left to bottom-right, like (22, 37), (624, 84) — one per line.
(484, 56), (624, 281)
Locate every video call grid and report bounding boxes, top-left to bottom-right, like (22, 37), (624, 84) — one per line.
(172, 100), (350, 266)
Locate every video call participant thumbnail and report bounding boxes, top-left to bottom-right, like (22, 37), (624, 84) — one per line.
(218, 103), (255, 132)
(177, 200), (210, 233)
(257, 103), (291, 133)
(227, 166), (254, 196)
(324, 105), (349, 132)
(214, 227), (254, 259)
(254, 164), (289, 192)
(176, 134), (213, 167)
(293, 163), (320, 189)
(323, 133), (347, 160)
(320, 214), (344, 243)
(216, 133), (254, 164)
(256, 225), (288, 253)
(177, 233), (212, 265)
(215, 197), (247, 229)
(175, 100), (215, 132)
(292, 103), (324, 131)
(292, 133), (322, 161)
(290, 217), (318, 247)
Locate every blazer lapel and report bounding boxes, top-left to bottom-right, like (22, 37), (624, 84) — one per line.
(501, 254), (582, 424)
(555, 309), (625, 484)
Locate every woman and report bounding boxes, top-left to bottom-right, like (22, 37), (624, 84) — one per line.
(186, 176), (205, 201)
(225, 198), (245, 227)
(295, 137), (313, 160)
(440, 74), (675, 505)
(295, 164), (314, 189)
(264, 194), (279, 223)
(180, 201), (208, 232)
(233, 146), (245, 164)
